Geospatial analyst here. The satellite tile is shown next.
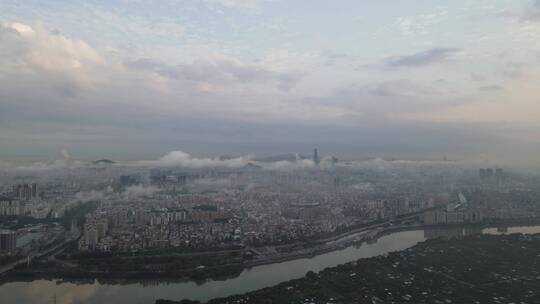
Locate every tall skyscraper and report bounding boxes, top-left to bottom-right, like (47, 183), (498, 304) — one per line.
(313, 148), (319, 165)
(31, 183), (38, 198)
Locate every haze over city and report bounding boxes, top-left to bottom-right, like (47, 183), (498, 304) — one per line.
(1, 0), (540, 165)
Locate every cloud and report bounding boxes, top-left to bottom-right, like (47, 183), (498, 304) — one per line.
(74, 190), (107, 203)
(8, 22), (35, 35)
(497, 62), (525, 79)
(276, 72), (303, 91)
(0, 16), (540, 165)
(204, 0), (266, 9)
(523, 0), (540, 21)
(148, 150), (254, 168)
(470, 74), (487, 82)
(479, 85), (504, 92)
(321, 50), (350, 66)
(191, 178), (231, 191)
(0, 22), (311, 157)
(139, 150), (331, 171)
(0, 22), (102, 75)
(14, 159), (86, 171)
(0, 21), (110, 113)
(386, 48), (460, 67)
(302, 80), (463, 123)
(126, 58), (301, 91)
(60, 149), (71, 159)
(262, 158), (315, 171)
(123, 185), (158, 199)
(393, 9), (449, 37)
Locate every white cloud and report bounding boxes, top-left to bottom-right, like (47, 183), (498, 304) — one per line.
(14, 159), (84, 172)
(0, 21), (106, 92)
(75, 190), (107, 203)
(204, 0), (266, 9)
(149, 150), (254, 168)
(123, 185), (158, 199)
(8, 22), (35, 36)
(9, 22), (102, 69)
(262, 159), (315, 171)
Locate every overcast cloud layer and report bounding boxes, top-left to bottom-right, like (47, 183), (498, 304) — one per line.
(1, 0), (540, 165)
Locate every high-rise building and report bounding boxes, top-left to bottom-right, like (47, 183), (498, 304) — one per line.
(84, 224), (99, 249)
(0, 230), (17, 254)
(31, 183), (38, 198)
(313, 148), (319, 165)
(0, 196), (23, 216)
(479, 168), (486, 180)
(495, 168), (504, 185)
(120, 175), (137, 188)
(13, 184), (38, 201)
(23, 184), (31, 201)
(96, 220), (108, 239)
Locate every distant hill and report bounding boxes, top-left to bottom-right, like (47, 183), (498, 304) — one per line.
(93, 159), (116, 165)
(244, 162), (262, 169)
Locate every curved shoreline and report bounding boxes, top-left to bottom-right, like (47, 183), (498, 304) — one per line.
(244, 217), (540, 270)
(3, 222), (540, 304)
(3, 217), (540, 285)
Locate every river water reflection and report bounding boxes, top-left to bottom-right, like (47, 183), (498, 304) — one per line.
(2, 225), (540, 304)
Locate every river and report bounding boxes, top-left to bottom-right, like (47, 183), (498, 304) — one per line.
(1, 225), (539, 304)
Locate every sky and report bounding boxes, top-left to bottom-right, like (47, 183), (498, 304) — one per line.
(1, 0), (540, 164)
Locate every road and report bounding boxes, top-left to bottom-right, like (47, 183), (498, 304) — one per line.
(0, 229), (80, 276)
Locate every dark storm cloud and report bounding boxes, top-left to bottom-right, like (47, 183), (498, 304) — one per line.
(386, 48), (460, 67)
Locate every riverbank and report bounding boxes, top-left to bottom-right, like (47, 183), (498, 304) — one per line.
(244, 217), (540, 271)
(159, 233), (540, 304)
(4, 217), (540, 285)
(3, 223), (540, 304)
(0, 212), (422, 281)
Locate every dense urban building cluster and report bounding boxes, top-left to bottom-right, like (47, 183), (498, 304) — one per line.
(78, 190), (440, 252)
(1, 153), (540, 273)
